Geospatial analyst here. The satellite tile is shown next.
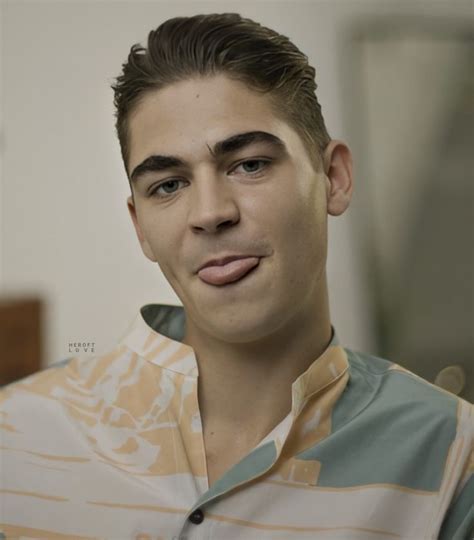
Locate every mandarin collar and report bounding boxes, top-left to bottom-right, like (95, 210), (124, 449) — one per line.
(119, 303), (349, 409)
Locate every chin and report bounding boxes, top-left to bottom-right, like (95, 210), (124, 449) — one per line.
(178, 264), (298, 343)
(197, 302), (290, 344)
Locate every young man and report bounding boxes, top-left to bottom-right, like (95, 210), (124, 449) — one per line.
(1, 13), (472, 540)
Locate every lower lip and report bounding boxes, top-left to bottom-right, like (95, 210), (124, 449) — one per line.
(198, 257), (261, 286)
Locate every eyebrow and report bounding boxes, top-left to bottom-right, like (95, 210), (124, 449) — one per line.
(129, 131), (287, 183)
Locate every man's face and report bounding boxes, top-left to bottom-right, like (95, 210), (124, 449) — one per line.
(127, 74), (332, 343)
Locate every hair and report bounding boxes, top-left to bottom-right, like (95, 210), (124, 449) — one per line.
(111, 13), (331, 177)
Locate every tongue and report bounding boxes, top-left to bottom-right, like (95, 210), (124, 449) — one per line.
(198, 257), (260, 286)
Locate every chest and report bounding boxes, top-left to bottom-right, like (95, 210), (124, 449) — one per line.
(203, 429), (258, 487)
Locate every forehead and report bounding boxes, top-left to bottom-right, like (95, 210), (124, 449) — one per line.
(127, 74), (311, 172)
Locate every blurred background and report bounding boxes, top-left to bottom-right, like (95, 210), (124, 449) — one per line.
(0, 0), (472, 401)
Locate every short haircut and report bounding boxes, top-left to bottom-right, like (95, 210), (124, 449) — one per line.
(111, 13), (331, 177)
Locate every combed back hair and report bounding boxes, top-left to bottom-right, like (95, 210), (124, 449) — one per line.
(111, 13), (331, 177)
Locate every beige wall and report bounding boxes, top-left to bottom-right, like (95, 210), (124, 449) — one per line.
(1, 0), (468, 365)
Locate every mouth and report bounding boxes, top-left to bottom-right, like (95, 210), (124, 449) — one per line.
(197, 256), (261, 286)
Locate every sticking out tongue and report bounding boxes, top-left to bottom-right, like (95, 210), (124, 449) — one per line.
(198, 257), (260, 286)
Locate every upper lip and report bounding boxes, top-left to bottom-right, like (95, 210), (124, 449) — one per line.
(196, 254), (261, 273)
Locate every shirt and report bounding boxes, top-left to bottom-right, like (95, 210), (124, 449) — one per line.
(1, 303), (473, 540)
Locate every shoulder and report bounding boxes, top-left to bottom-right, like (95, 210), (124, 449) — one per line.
(344, 347), (472, 420)
(340, 348), (473, 481)
(1, 356), (78, 407)
(349, 348), (474, 539)
(0, 343), (154, 469)
(333, 348), (473, 524)
(0, 343), (139, 418)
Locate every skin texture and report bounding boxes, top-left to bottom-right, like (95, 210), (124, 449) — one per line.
(126, 74), (353, 484)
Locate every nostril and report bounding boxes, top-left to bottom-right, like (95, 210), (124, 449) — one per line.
(217, 218), (239, 230)
(191, 216), (239, 234)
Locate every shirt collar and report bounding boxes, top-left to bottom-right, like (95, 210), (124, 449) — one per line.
(120, 303), (349, 409)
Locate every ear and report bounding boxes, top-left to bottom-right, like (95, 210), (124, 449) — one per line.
(322, 140), (354, 216)
(127, 196), (157, 262)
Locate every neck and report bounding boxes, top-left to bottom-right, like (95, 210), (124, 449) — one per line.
(183, 280), (332, 447)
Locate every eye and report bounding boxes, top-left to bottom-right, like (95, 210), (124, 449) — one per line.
(149, 179), (188, 198)
(232, 159), (270, 176)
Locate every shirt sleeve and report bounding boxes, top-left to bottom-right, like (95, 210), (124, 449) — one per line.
(438, 447), (474, 540)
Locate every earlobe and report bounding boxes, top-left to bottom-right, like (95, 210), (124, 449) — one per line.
(323, 140), (354, 217)
(126, 196), (157, 262)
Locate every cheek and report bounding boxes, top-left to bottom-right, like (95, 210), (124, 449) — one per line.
(294, 178), (327, 236)
(256, 178), (326, 241)
(270, 183), (328, 277)
(139, 213), (176, 263)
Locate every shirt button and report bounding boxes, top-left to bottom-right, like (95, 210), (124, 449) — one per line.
(189, 508), (204, 524)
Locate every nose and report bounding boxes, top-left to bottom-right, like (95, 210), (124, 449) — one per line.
(188, 172), (240, 234)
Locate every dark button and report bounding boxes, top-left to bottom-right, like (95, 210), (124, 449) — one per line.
(189, 508), (204, 524)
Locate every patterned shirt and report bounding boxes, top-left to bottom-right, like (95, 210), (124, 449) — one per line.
(1, 304), (473, 539)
